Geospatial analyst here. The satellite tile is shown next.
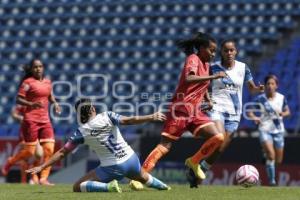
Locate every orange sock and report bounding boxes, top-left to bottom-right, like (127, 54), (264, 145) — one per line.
(40, 142), (55, 181)
(142, 144), (169, 172)
(8, 144), (36, 165)
(191, 134), (224, 164)
(19, 161), (28, 183)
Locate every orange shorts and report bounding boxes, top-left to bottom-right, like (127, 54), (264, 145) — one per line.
(21, 120), (55, 144)
(162, 109), (213, 140)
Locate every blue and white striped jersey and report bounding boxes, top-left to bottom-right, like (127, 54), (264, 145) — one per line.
(210, 60), (253, 116)
(68, 111), (134, 167)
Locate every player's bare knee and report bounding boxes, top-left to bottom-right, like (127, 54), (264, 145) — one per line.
(215, 133), (225, 143)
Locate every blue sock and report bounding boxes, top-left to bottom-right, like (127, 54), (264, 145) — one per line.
(80, 181), (108, 192)
(146, 175), (169, 190)
(200, 160), (211, 173)
(266, 160), (276, 184)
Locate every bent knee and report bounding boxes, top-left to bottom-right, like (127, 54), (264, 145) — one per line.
(215, 133), (225, 143)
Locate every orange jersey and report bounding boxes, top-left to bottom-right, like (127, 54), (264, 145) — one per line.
(18, 77), (52, 123)
(171, 54), (210, 114)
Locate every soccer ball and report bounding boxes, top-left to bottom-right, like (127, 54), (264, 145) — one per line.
(235, 165), (259, 187)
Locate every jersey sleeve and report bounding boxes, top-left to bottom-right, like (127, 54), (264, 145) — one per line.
(18, 80), (30, 97)
(282, 96), (288, 110)
(184, 55), (199, 77)
(68, 129), (84, 145)
(106, 111), (121, 126)
(244, 65), (253, 82)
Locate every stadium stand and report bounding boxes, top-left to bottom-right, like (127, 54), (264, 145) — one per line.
(0, 0), (300, 135)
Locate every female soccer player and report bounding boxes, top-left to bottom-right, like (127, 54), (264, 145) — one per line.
(248, 75), (290, 186)
(1, 59), (61, 185)
(188, 39), (264, 187)
(130, 32), (227, 190)
(26, 98), (170, 193)
(198, 39), (265, 171)
(10, 104), (43, 184)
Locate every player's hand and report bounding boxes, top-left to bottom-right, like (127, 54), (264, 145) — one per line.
(26, 166), (43, 174)
(214, 71), (226, 79)
(253, 117), (261, 125)
(54, 103), (62, 115)
(259, 84), (265, 93)
(30, 102), (43, 109)
(152, 112), (167, 122)
(201, 101), (213, 112)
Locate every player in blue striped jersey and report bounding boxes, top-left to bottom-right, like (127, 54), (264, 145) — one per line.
(187, 39), (264, 187)
(248, 75), (290, 186)
(26, 98), (170, 192)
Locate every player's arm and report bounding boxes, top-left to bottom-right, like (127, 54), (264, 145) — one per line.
(247, 80), (264, 94)
(247, 111), (261, 125)
(186, 72), (226, 83)
(49, 92), (61, 114)
(279, 105), (291, 118)
(26, 142), (75, 175)
(17, 95), (43, 109)
(26, 147), (69, 174)
(119, 112), (166, 125)
(11, 107), (23, 123)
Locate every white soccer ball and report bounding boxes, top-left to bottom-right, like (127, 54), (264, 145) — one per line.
(235, 165), (259, 187)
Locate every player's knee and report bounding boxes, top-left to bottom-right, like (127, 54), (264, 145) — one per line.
(215, 133), (225, 144)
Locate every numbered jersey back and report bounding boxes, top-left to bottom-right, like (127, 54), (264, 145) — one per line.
(70, 112), (134, 167)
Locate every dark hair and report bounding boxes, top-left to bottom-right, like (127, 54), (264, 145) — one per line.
(19, 59), (41, 85)
(176, 32), (216, 55)
(264, 74), (278, 85)
(220, 38), (236, 49)
(75, 98), (93, 124)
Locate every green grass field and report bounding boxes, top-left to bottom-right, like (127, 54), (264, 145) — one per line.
(0, 184), (299, 200)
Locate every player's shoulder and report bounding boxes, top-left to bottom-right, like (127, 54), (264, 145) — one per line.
(275, 92), (285, 100)
(43, 77), (52, 84)
(210, 61), (221, 68)
(255, 93), (266, 101)
(186, 54), (200, 64)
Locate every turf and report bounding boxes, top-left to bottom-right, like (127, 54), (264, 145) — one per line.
(0, 184), (299, 200)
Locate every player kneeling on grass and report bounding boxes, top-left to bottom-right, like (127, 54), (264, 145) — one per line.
(26, 98), (170, 193)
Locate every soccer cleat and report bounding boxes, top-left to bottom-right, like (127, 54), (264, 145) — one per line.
(40, 179), (55, 186)
(129, 180), (144, 191)
(1, 160), (12, 176)
(186, 169), (198, 188)
(185, 158), (206, 180)
(107, 180), (122, 193)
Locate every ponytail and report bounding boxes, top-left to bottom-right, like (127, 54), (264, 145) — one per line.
(176, 32), (216, 55)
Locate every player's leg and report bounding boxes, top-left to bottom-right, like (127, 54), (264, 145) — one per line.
(39, 123), (55, 185)
(125, 154), (170, 190)
(141, 136), (172, 172)
(29, 144), (43, 185)
(273, 133), (284, 186)
(201, 119), (239, 172)
(185, 122), (224, 180)
(1, 121), (38, 176)
(73, 169), (121, 193)
(260, 132), (276, 185)
(142, 111), (187, 172)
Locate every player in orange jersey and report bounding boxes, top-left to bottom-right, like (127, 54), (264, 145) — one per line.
(2, 59), (61, 185)
(10, 104), (44, 184)
(130, 32), (226, 190)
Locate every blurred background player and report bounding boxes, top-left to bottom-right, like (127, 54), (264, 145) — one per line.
(26, 98), (170, 193)
(188, 39), (265, 187)
(10, 104), (43, 184)
(130, 32), (226, 190)
(247, 74), (290, 186)
(1, 59), (61, 185)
